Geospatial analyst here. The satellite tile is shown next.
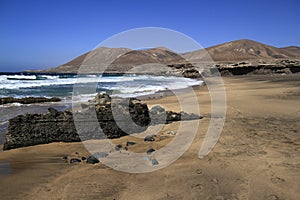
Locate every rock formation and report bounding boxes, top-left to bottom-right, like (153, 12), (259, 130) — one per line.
(0, 97), (61, 105)
(3, 94), (201, 150)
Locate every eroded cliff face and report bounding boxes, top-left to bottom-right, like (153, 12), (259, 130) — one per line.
(167, 59), (300, 78)
(216, 59), (300, 76)
(3, 94), (201, 150)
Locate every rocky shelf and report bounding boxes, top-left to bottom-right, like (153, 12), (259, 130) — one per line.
(0, 97), (61, 105)
(3, 94), (201, 150)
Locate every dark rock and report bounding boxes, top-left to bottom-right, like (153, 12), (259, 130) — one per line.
(144, 135), (155, 142)
(81, 104), (89, 109)
(114, 144), (122, 151)
(70, 158), (81, 164)
(147, 148), (156, 155)
(81, 156), (86, 161)
(3, 94), (202, 150)
(94, 93), (111, 105)
(166, 111), (181, 122)
(180, 112), (202, 120)
(48, 107), (59, 117)
(87, 156), (100, 164)
(182, 68), (201, 78)
(151, 158), (159, 165)
(126, 141), (136, 146)
(62, 156), (68, 160)
(149, 105), (167, 125)
(149, 105), (165, 114)
(0, 97), (61, 105)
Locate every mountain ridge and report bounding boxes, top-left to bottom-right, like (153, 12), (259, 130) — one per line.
(32, 39), (300, 73)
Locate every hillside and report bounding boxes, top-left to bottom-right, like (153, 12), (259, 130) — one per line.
(34, 39), (300, 73)
(182, 39), (300, 62)
(37, 47), (185, 74)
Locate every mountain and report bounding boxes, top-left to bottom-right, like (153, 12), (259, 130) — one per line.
(37, 47), (185, 73)
(280, 46), (300, 57)
(182, 39), (300, 62)
(34, 39), (300, 73)
(37, 47), (131, 73)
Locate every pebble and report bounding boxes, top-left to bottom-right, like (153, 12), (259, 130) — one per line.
(144, 135), (155, 142)
(146, 148), (156, 155)
(70, 158), (81, 164)
(151, 158), (159, 165)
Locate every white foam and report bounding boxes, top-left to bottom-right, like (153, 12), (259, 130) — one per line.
(0, 74), (203, 100)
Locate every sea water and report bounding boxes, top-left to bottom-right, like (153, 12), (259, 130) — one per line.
(0, 73), (202, 99)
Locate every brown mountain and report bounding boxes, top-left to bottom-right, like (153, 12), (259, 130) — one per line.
(37, 47), (185, 73)
(182, 39), (300, 62)
(37, 47), (131, 73)
(280, 46), (300, 57)
(35, 39), (300, 73)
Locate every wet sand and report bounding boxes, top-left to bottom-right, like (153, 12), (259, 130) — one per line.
(0, 75), (299, 200)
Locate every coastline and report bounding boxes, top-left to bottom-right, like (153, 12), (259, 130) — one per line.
(0, 75), (299, 199)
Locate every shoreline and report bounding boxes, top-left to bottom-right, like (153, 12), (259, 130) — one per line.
(0, 75), (299, 199)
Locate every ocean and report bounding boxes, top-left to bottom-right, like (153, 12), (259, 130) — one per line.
(0, 73), (203, 145)
(0, 73), (202, 99)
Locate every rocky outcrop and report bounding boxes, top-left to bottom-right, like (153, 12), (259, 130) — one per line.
(0, 97), (61, 105)
(3, 94), (201, 150)
(216, 59), (300, 76)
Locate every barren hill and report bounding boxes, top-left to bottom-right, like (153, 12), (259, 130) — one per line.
(34, 39), (300, 73)
(37, 47), (185, 74)
(183, 39), (300, 62)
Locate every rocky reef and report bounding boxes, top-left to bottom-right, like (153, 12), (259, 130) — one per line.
(0, 97), (61, 105)
(3, 94), (201, 150)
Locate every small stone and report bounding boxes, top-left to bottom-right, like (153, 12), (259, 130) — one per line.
(70, 158), (81, 164)
(115, 144), (122, 151)
(151, 158), (159, 165)
(87, 156), (100, 164)
(144, 135), (155, 142)
(212, 178), (218, 184)
(168, 131), (175, 135)
(81, 156), (86, 161)
(147, 148), (156, 155)
(195, 169), (202, 175)
(215, 196), (224, 200)
(126, 141), (136, 146)
(265, 195), (279, 200)
(62, 156), (68, 160)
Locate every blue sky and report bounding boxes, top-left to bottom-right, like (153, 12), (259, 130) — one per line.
(0, 0), (299, 72)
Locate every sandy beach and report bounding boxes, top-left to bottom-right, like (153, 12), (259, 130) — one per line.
(0, 75), (299, 200)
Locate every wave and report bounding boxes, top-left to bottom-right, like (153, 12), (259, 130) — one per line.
(0, 74), (203, 100)
(6, 75), (37, 80)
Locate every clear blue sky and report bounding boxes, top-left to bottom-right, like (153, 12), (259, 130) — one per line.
(0, 0), (299, 72)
